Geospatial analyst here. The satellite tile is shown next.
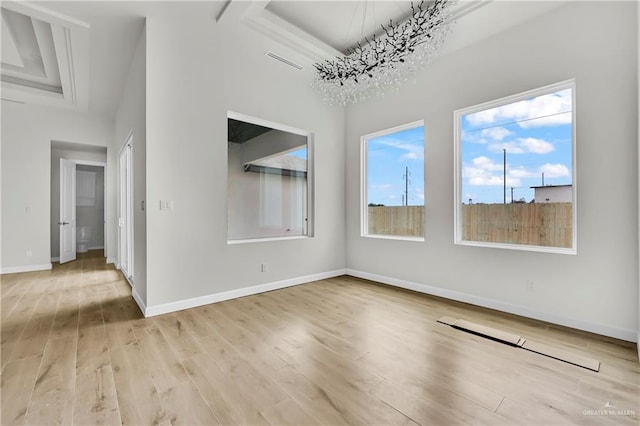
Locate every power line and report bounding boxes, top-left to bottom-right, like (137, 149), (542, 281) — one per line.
(461, 110), (572, 135)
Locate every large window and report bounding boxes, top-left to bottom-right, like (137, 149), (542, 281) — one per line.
(227, 112), (313, 242)
(362, 121), (425, 240)
(454, 80), (576, 253)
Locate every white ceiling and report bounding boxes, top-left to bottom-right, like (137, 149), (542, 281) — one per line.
(266, 1), (417, 54)
(3, 1), (567, 117)
(0, 2), (91, 109)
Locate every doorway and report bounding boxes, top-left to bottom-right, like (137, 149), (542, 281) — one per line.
(51, 142), (108, 263)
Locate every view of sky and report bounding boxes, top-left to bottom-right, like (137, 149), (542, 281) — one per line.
(461, 88), (573, 204)
(366, 125), (425, 206)
(364, 88), (572, 206)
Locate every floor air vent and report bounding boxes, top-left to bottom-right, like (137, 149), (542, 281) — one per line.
(266, 51), (303, 70)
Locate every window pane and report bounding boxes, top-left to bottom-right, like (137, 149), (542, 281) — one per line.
(364, 123), (425, 238)
(457, 83), (575, 250)
(228, 116), (309, 241)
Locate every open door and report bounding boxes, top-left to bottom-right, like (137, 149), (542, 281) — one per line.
(118, 138), (133, 283)
(59, 158), (76, 264)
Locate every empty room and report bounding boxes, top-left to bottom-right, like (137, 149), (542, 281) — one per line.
(1, 1), (639, 425)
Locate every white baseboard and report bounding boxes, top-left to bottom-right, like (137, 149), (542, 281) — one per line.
(89, 245), (104, 251)
(51, 257), (60, 262)
(346, 269), (638, 343)
(106, 258), (118, 266)
(132, 286), (146, 316)
(1, 263), (53, 274)
(144, 269), (347, 317)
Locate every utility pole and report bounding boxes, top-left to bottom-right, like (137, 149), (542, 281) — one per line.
(511, 187), (514, 204)
(542, 172), (545, 186)
(403, 166), (410, 206)
(503, 149), (507, 204)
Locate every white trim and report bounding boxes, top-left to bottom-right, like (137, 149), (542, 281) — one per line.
(227, 235), (311, 245)
(132, 286), (146, 315)
(453, 79), (577, 255)
(227, 111), (310, 137)
(106, 257), (117, 265)
(362, 235), (425, 242)
(144, 269), (346, 317)
(51, 257), (60, 262)
(226, 111), (315, 241)
(1, 263), (53, 274)
(346, 269), (637, 343)
(361, 120), (425, 239)
(456, 240), (576, 255)
(88, 245), (104, 251)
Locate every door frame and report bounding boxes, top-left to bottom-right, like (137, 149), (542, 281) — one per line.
(118, 132), (134, 285)
(74, 160), (107, 258)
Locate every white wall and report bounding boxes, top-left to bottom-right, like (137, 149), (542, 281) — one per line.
(51, 148), (107, 258)
(345, 2), (638, 341)
(144, 6), (345, 309)
(114, 23), (147, 307)
(1, 103), (114, 273)
(533, 186), (572, 204)
(228, 142), (307, 240)
(241, 129), (306, 164)
(637, 0), (640, 355)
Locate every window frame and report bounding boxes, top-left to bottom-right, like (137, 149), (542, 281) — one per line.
(453, 79), (577, 254)
(361, 119), (426, 242)
(227, 111), (314, 245)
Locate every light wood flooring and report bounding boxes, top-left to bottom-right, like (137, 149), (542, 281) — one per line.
(2, 251), (639, 425)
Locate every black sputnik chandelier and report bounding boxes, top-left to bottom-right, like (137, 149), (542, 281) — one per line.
(313, 0), (456, 106)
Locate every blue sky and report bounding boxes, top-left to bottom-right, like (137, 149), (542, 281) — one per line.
(367, 125), (425, 206)
(461, 88), (573, 204)
(365, 88), (572, 206)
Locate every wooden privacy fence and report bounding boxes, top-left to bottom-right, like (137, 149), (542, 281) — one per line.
(368, 203), (573, 248)
(368, 206), (424, 237)
(462, 202), (573, 248)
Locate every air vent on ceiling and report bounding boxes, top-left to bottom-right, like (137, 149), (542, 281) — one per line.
(265, 51), (303, 71)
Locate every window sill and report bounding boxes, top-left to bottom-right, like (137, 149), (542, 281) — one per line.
(227, 235), (311, 245)
(361, 234), (425, 242)
(455, 240), (576, 255)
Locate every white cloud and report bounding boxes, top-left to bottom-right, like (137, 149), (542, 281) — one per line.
(402, 151), (419, 160)
(480, 127), (513, 141)
(508, 167), (536, 179)
(540, 163), (570, 178)
(489, 137), (555, 155)
(371, 183), (394, 190)
(469, 175), (521, 187)
(463, 156), (520, 187)
(465, 88), (572, 129)
(520, 137), (555, 154)
(374, 138), (424, 161)
(472, 156), (503, 171)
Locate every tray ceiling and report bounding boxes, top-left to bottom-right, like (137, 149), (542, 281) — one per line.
(0, 2), (89, 110)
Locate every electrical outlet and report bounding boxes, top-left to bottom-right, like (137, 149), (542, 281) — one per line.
(526, 280), (534, 291)
(261, 263), (267, 272)
(26, 250), (32, 257)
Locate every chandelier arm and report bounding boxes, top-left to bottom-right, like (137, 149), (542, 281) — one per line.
(313, 0), (456, 104)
